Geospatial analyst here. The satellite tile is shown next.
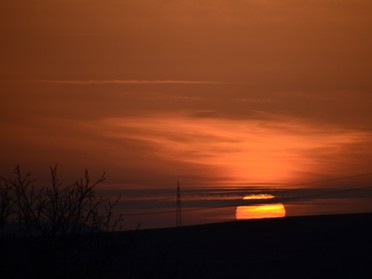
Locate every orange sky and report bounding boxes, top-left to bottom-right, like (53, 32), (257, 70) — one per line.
(1, 0), (372, 189)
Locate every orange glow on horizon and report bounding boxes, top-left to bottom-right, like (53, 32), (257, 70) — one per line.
(236, 195), (286, 220)
(103, 116), (364, 186)
(243, 194), (275, 200)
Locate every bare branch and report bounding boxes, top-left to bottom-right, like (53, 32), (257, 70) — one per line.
(0, 166), (123, 238)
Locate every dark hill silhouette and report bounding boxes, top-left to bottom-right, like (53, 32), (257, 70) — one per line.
(2, 213), (372, 278)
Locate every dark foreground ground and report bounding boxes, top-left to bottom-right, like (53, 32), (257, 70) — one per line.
(2, 213), (372, 278)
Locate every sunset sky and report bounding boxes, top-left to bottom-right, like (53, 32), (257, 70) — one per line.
(1, 0), (372, 198)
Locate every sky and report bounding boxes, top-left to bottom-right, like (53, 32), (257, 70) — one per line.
(1, 0), (372, 203)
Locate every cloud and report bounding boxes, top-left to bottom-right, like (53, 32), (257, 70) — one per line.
(99, 114), (372, 186)
(31, 79), (227, 85)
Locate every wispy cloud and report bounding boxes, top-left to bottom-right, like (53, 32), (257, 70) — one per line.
(31, 79), (227, 85)
(101, 115), (371, 186)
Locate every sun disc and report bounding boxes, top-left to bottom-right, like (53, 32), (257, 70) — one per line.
(236, 194), (286, 220)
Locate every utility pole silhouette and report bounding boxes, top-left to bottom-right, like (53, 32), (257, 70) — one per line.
(176, 181), (182, 227)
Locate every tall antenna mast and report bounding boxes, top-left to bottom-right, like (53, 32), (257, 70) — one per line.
(176, 181), (182, 227)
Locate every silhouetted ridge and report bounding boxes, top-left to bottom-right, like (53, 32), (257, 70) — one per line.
(2, 213), (372, 278)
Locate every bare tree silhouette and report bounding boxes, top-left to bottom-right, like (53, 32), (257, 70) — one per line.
(0, 165), (123, 237)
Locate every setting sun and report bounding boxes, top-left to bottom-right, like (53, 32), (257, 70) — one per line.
(236, 195), (286, 220)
